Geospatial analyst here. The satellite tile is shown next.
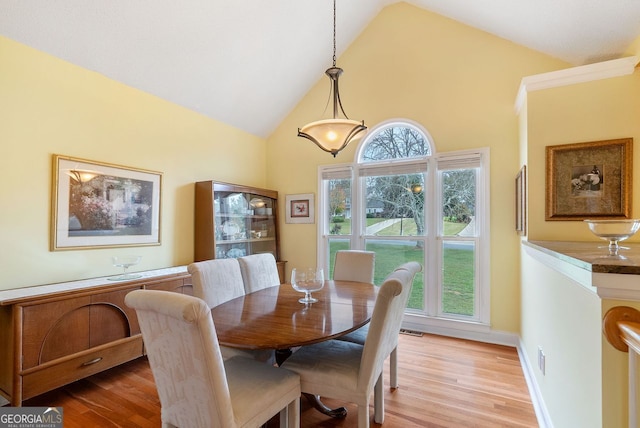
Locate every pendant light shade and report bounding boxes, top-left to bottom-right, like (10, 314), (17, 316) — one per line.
(297, 1), (367, 157)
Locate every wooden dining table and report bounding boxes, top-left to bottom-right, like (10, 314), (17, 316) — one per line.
(211, 279), (378, 418)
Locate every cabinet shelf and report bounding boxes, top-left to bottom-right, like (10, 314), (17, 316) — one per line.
(217, 237), (276, 245)
(216, 214), (274, 220)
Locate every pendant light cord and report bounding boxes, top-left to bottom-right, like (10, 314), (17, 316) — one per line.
(332, 0), (337, 67)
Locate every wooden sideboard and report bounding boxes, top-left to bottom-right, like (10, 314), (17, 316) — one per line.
(0, 267), (191, 406)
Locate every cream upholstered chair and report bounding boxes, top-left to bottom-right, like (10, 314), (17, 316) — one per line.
(187, 259), (275, 364)
(188, 258), (245, 308)
(336, 257), (418, 389)
(125, 290), (300, 428)
(238, 253), (281, 294)
(281, 262), (421, 428)
(332, 250), (375, 284)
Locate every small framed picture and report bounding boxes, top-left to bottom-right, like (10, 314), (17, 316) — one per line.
(516, 165), (526, 235)
(285, 193), (315, 224)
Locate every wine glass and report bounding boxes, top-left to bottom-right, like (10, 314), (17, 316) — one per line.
(108, 255), (142, 281)
(291, 267), (325, 304)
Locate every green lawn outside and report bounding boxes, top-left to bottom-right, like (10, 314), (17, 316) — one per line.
(328, 219), (474, 315)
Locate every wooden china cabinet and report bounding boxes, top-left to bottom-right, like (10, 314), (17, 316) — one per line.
(194, 180), (285, 283)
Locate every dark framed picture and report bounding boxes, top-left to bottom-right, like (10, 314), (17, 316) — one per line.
(51, 154), (162, 250)
(545, 138), (632, 220)
(291, 200), (309, 217)
(516, 165), (526, 235)
(285, 193), (315, 224)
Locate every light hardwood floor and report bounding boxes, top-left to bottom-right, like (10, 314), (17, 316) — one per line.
(21, 333), (538, 427)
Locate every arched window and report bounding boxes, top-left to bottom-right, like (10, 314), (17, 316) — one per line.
(318, 119), (490, 332)
(359, 122), (432, 161)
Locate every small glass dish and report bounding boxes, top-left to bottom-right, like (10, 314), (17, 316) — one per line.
(584, 219), (640, 256)
(109, 255), (142, 281)
(291, 267), (325, 304)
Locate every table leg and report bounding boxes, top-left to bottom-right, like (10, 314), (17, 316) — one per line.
(275, 349), (292, 366)
(303, 393), (347, 419)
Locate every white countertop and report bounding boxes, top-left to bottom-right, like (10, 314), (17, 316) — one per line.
(0, 266), (188, 305)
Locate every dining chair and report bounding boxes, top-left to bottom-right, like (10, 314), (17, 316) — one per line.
(336, 259), (420, 388)
(281, 262), (421, 428)
(125, 290), (300, 428)
(332, 250), (375, 283)
(188, 258), (245, 308)
(188, 259), (275, 364)
(238, 253), (281, 294)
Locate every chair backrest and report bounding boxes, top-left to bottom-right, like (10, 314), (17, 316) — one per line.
(125, 290), (237, 428)
(393, 261), (422, 311)
(188, 258), (245, 308)
(333, 250), (375, 284)
(357, 262), (421, 392)
(238, 253), (281, 294)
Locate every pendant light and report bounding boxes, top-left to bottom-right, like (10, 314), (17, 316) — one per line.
(297, 0), (367, 157)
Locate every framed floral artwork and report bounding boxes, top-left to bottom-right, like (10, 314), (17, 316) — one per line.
(285, 193), (315, 224)
(545, 138), (632, 220)
(51, 154), (162, 250)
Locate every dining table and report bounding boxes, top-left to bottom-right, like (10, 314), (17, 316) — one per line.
(210, 279), (378, 418)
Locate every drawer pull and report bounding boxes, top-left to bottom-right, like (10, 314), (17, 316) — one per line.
(82, 357), (103, 366)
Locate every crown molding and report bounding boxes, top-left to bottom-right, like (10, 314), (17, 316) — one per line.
(515, 56), (639, 114)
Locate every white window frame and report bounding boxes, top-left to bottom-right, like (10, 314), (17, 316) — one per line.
(317, 122), (490, 334)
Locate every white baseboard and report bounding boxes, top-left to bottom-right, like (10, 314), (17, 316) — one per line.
(517, 338), (553, 428)
(402, 316), (519, 346)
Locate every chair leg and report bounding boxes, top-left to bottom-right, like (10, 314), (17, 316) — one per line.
(358, 402), (370, 428)
(374, 373), (384, 424)
(390, 346), (398, 388)
(280, 397), (300, 428)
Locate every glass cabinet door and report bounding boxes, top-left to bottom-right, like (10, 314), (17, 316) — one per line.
(213, 191), (277, 259)
(195, 180), (281, 264)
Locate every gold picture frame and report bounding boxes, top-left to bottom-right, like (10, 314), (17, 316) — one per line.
(545, 138), (632, 221)
(516, 165), (526, 235)
(51, 154), (162, 250)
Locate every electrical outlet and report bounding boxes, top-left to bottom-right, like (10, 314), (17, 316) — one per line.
(537, 346), (546, 375)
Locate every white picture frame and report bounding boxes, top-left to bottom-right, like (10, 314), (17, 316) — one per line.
(285, 193), (315, 224)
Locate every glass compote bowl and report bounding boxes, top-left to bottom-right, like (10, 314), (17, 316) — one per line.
(291, 267), (325, 304)
(584, 219), (640, 256)
(108, 255), (142, 281)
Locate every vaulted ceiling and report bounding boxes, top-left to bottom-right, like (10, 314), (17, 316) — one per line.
(2, 0), (639, 138)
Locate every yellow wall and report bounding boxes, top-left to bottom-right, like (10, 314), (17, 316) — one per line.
(625, 34), (640, 58)
(0, 36), (267, 289)
(526, 72), (640, 241)
(522, 57), (640, 427)
(521, 248), (603, 427)
(266, 2), (568, 333)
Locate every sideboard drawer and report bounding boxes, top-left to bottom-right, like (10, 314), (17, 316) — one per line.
(21, 336), (143, 401)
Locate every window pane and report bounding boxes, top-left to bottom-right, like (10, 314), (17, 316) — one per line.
(361, 126), (431, 161)
(364, 239), (424, 310)
(364, 174), (425, 237)
(442, 241), (475, 317)
(441, 169), (476, 236)
(328, 238), (350, 278)
(327, 179), (351, 235)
